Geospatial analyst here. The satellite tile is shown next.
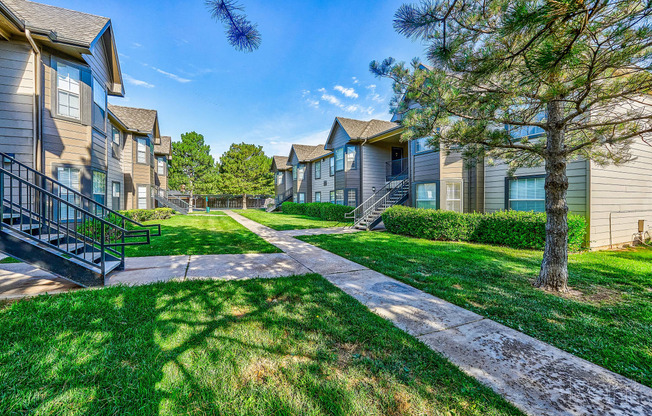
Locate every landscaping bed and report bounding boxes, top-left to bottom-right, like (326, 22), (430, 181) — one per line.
(237, 209), (349, 231)
(0, 276), (520, 415)
(298, 232), (652, 387)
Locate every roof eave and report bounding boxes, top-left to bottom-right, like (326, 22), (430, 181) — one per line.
(366, 126), (405, 144)
(0, 2), (24, 30)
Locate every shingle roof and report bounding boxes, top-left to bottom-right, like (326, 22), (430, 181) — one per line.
(108, 104), (157, 134)
(336, 117), (399, 140)
(290, 144), (330, 162)
(272, 156), (290, 171)
(155, 136), (171, 156)
(3, 0), (109, 46)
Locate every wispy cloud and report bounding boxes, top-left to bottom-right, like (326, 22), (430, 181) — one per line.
(124, 74), (154, 88)
(151, 67), (192, 83)
(366, 84), (384, 103)
(131, 42), (142, 48)
(352, 77), (359, 84)
(334, 85), (359, 99)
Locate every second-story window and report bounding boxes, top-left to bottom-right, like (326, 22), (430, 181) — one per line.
(292, 166), (297, 180)
(297, 163), (305, 180)
(137, 138), (147, 164)
(329, 157), (334, 176)
(414, 137), (433, 153)
(345, 145), (357, 170)
(315, 160), (321, 179)
(335, 148), (344, 171)
(276, 172), (283, 185)
(111, 125), (121, 145)
(57, 63), (81, 120)
(157, 156), (166, 175)
(92, 77), (106, 131)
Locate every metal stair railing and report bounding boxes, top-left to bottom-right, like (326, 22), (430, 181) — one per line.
(0, 152), (161, 241)
(0, 168), (152, 275)
(269, 189), (293, 211)
(345, 164), (410, 227)
(152, 185), (190, 213)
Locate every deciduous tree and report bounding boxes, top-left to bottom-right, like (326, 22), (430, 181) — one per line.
(217, 143), (273, 207)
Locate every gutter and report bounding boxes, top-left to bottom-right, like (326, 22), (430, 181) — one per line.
(25, 29), (42, 173)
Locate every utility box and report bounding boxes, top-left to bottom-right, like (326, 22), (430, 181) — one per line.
(639, 220), (645, 233)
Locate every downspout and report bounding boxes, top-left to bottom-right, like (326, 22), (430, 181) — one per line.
(25, 29), (42, 174)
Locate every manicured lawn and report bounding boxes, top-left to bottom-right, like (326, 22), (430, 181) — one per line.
(125, 215), (280, 257)
(0, 257), (20, 264)
(0, 276), (520, 415)
(299, 232), (652, 387)
(188, 210), (226, 215)
(237, 209), (349, 231)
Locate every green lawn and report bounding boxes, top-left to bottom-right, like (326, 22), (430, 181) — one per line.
(125, 215), (280, 257)
(237, 209), (349, 231)
(299, 232), (652, 387)
(0, 276), (520, 416)
(188, 210), (226, 215)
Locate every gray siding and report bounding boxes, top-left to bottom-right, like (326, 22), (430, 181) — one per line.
(589, 139), (652, 248)
(0, 41), (34, 168)
(361, 142), (391, 201)
(329, 123), (351, 150)
(411, 147), (440, 184)
(484, 159), (588, 218)
(312, 156), (333, 202)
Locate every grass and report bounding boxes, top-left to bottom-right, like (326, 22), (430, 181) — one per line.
(237, 209), (349, 231)
(298, 232), (652, 387)
(188, 210), (227, 215)
(0, 257), (20, 264)
(125, 215), (280, 257)
(0, 276), (520, 415)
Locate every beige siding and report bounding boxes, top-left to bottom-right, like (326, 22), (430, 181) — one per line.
(484, 159), (588, 218)
(312, 156), (333, 202)
(589, 139), (652, 248)
(0, 41), (34, 167)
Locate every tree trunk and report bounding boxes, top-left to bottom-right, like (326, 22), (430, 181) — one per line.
(242, 194), (247, 209)
(535, 101), (569, 292)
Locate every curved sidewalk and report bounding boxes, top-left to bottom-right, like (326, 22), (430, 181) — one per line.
(224, 210), (652, 416)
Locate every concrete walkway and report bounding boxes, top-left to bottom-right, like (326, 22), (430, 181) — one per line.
(0, 253), (310, 300)
(224, 210), (652, 416)
(279, 226), (361, 237)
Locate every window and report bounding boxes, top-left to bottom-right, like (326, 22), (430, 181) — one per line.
(508, 177), (545, 212)
(293, 194), (298, 203)
(57, 167), (80, 220)
(92, 77), (106, 130)
(56, 63), (81, 120)
(92, 171), (106, 208)
(315, 160), (321, 179)
(345, 145), (357, 170)
(329, 157), (335, 176)
(297, 164), (305, 180)
(507, 111), (546, 139)
(335, 147), (344, 171)
(292, 166), (297, 180)
(298, 193), (306, 204)
(346, 189), (357, 207)
(315, 192), (321, 203)
(112, 182), (121, 210)
(330, 190), (335, 204)
(138, 186), (148, 209)
(111, 125), (121, 145)
(157, 156), (167, 175)
(137, 138), (147, 164)
(446, 182), (462, 212)
(416, 183), (437, 209)
(414, 137), (433, 153)
(276, 172), (283, 185)
(335, 189), (344, 205)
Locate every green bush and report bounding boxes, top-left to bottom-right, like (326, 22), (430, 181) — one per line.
(118, 208), (177, 223)
(280, 202), (353, 222)
(382, 205), (587, 251)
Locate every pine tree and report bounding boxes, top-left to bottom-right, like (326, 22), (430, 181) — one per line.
(169, 132), (218, 209)
(217, 143), (273, 207)
(372, 0), (652, 292)
(206, 0), (261, 52)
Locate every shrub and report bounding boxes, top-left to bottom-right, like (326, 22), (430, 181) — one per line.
(118, 208), (177, 223)
(280, 202), (353, 222)
(382, 206), (587, 251)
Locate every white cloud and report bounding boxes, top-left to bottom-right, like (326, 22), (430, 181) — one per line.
(132, 42), (142, 48)
(151, 67), (191, 83)
(321, 93), (342, 107)
(306, 99), (320, 109)
(344, 104), (375, 115)
(265, 129), (331, 156)
(334, 85), (359, 99)
(124, 74), (154, 88)
(352, 77), (359, 84)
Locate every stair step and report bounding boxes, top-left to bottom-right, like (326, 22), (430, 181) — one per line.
(57, 242), (85, 253)
(13, 223), (41, 232)
(79, 251), (102, 263)
(3, 213), (20, 220)
(37, 233), (65, 243)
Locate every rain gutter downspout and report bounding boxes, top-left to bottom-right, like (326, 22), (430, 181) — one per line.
(25, 29), (42, 173)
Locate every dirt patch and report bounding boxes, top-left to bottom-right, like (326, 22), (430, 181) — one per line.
(543, 286), (623, 305)
(240, 355), (310, 385)
(452, 284), (463, 290)
(334, 342), (363, 367)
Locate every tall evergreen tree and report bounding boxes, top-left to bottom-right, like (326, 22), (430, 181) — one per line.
(372, 0), (652, 292)
(169, 132), (218, 208)
(217, 143), (273, 206)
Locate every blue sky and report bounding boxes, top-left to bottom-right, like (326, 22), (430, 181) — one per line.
(50, 0), (426, 160)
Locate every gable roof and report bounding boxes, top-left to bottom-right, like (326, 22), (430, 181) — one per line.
(155, 136), (172, 156)
(272, 156), (291, 171)
(108, 104), (158, 135)
(288, 144), (331, 163)
(326, 117), (400, 148)
(2, 0), (108, 47)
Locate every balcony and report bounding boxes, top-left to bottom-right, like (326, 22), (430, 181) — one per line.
(386, 158), (408, 181)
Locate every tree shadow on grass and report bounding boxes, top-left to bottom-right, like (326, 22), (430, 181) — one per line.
(0, 276), (520, 415)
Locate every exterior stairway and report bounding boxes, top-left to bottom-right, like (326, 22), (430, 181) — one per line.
(347, 167), (410, 231)
(152, 186), (190, 214)
(0, 152), (160, 287)
(266, 189), (293, 212)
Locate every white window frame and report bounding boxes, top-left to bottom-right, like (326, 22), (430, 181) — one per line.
(112, 181), (121, 210)
(276, 171), (283, 186)
(335, 189), (344, 205)
(111, 125), (121, 145)
(298, 192), (306, 204)
(138, 185), (148, 209)
(56, 62), (81, 120)
(330, 190), (335, 204)
(92, 171), (106, 208)
(445, 182), (462, 212)
(57, 167), (81, 220)
(157, 156), (166, 175)
(137, 138), (147, 164)
(335, 147), (344, 172)
(315, 160), (321, 180)
(315, 191), (321, 203)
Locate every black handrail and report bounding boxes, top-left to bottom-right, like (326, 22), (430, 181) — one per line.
(0, 152), (160, 238)
(346, 164), (409, 225)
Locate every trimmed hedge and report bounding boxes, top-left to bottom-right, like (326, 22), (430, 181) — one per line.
(118, 208), (177, 223)
(280, 202), (354, 222)
(382, 205), (587, 251)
